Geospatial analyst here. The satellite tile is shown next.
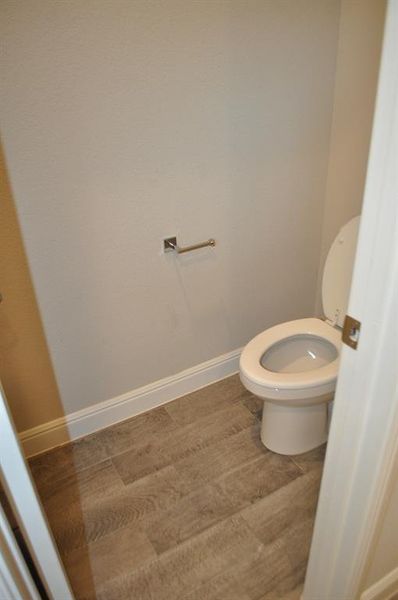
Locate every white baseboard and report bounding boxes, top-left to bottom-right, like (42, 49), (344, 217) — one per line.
(19, 348), (242, 458)
(360, 567), (398, 600)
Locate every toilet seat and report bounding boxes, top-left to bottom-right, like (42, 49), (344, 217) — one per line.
(238, 216), (360, 453)
(240, 317), (341, 403)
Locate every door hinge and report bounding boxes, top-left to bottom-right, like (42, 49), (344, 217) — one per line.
(342, 315), (361, 350)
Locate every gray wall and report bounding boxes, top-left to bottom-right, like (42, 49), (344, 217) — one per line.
(1, 0), (341, 423)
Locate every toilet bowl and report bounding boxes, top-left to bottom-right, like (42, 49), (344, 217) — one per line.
(240, 216), (360, 455)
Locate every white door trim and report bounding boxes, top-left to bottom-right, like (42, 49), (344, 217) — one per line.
(303, 1), (398, 598)
(19, 347), (241, 458)
(360, 566), (398, 600)
(0, 383), (74, 600)
(0, 504), (40, 600)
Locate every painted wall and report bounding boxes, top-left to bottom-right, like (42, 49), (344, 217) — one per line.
(0, 0), (341, 424)
(0, 146), (64, 431)
(315, 0), (386, 314)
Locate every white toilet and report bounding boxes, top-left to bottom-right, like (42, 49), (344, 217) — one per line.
(240, 216), (360, 456)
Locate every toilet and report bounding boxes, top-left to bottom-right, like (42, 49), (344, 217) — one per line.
(240, 216), (360, 455)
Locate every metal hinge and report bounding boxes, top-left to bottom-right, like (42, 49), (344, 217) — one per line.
(342, 315), (361, 350)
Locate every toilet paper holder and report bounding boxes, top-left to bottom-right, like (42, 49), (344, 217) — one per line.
(163, 236), (216, 254)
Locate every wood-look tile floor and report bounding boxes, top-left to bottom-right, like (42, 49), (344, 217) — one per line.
(28, 375), (325, 600)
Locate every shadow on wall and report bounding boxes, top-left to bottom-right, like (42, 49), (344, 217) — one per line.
(0, 140), (97, 598)
(0, 141), (64, 435)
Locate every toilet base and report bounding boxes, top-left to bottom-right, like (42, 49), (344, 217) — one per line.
(261, 401), (328, 455)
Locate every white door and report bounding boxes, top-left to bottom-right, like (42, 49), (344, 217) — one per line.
(303, 0), (398, 598)
(0, 383), (74, 599)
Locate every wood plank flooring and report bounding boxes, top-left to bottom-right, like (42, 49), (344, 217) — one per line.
(28, 375), (325, 600)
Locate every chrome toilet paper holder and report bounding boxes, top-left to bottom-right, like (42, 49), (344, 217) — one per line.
(163, 236), (216, 255)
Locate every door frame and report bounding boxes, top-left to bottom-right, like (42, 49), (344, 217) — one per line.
(0, 383), (74, 600)
(0, 503), (41, 600)
(303, 0), (398, 598)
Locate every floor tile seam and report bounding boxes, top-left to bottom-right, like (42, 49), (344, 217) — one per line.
(66, 519), (158, 562)
(77, 476), (198, 524)
(289, 457), (307, 474)
(55, 533), (92, 560)
(57, 510), (150, 558)
(208, 451), (272, 490)
(131, 512), (260, 572)
(239, 397), (263, 419)
(74, 515), (266, 599)
(74, 455), (125, 484)
(101, 477), (227, 538)
(184, 569), (249, 600)
(110, 449), (174, 484)
(32, 455), (121, 495)
(87, 524), (208, 598)
(286, 456), (308, 475)
(116, 472), (207, 514)
(171, 420), (258, 463)
(92, 405), (173, 438)
(110, 415), (257, 478)
(209, 472), (311, 545)
(111, 462), (183, 495)
(164, 401), (252, 429)
(77, 475), (202, 537)
(139, 481), (238, 545)
(100, 421), (179, 460)
(247, 574), (305, 600)
(239, 500), (320, 546)
(28, 380), (246, 462)
(31, 420), (117, 460)
(104, 403), (257, 459)
(132, 481), (220, 527)
(27, 436), (89, 463)
(239, 512), (317, 578)
(29, 467), (74, 492)
(236, 471), (309, 535)
(74, 485), (150, 524)
(108, 411), (248, 463)
(235, 513), (294, 570)
(211, 469), (306, 524)
(176, 527), (289, 600)
(162, 400), (257, 436)
(142, 492), (271, 560)
(170, 420), (261, 478)
(63, 478), (153, 511)
(31, 408), (173, 468)
(208, 449), (304, 489)
(92, 569), (154, 600)
(209, 481), (264, 525)
(46, 460), (315, 554)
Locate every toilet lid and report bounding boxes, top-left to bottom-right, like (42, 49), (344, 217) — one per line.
(322, 216), (361, 328)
